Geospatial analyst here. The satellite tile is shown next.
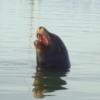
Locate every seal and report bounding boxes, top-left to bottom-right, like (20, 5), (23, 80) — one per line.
(34, 26), (71, 70)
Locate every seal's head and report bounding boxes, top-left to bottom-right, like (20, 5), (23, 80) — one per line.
(34, 26), (51, 66)
(36, 26), (49, 47)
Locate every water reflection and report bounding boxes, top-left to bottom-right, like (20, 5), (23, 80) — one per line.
(32, 66), (70, 98)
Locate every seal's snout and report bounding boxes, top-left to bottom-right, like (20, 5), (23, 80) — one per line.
(36, 32), (48, 47)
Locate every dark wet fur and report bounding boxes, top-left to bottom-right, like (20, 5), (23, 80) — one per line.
(34, 32), (71, 70)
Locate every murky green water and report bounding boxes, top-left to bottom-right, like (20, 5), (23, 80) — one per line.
(0, 0), (100, 100)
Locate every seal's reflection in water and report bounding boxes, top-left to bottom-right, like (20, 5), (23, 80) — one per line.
(32, 65), (70, 98)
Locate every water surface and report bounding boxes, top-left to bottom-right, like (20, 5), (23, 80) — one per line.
(0, 0), (100, 100)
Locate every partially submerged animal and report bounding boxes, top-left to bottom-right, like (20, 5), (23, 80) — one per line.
(34, 26), (71, 70)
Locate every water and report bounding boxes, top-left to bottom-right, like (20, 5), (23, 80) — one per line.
(0, 0), (100, 100)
